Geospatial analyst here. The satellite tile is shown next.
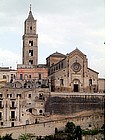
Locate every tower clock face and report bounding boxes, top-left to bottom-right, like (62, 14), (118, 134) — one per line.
(72, 62), (81, 72)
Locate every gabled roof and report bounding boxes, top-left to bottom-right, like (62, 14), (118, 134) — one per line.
(88, 67), (99, 74)
(50, 51), (66, 57)
(68, 48), (86, 58)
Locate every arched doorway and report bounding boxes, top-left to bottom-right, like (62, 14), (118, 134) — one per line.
(73, 79), (80, 92)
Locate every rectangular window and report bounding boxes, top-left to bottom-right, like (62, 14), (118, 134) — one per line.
(0, 94), (2, 98)
(28, 94), (31, 98)
(0, 101), (2, 108)
(89, 79), (92, 85)
(11, 111), (15, 119)
(39, 73), (41, 80)
(1, 122), (3, 126)
(60, 79), (64, 85)
(0, 112), (2, 120)
(29, 50), (33, 56)
(29, 40), (33, 46)
(29, 75), (31, 78)
(20, 74), (23, 80)
(12, 101), (15, 107)
(11, 122), (14, 127)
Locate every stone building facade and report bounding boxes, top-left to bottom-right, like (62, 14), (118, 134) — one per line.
(47, 49), (99, 93)
(0, 6), (105, 129)
(0, 87), (49, 127)
(15, 6), (105, 93)
(0, 67), (16, 85)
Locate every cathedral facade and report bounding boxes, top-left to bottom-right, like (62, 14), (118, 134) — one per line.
(15, 7), (104, 93)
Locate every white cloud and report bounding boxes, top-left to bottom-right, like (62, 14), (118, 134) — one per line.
(0, 48), (21, 69)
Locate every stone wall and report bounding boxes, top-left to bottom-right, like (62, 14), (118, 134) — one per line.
(0, 113), (104, 139)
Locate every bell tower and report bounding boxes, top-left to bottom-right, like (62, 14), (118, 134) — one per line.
(22, 5), (38, 65)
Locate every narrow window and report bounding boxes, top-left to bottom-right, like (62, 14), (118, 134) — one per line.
(0, 94), (3, 98)
(29, 60), (33, 65)
(29, 75), (31, 78)
(12, 101), (15, 107)
(89, 79), (92, 86)
(20, 74), (23, 80)
(29, 50), (33, 56)
(39, 110), (43, 115)
(11, 111), (15, 119)
(60, 79), (64, 85)
(39, 73), (41, 80)
(29, 40), (33, 46)
(0, 101), (2, 108)
(0, 112), (2, 120)
(11, 122), (14, 127)
(28, 94), (31, 98)
(1, 122), (3, 126)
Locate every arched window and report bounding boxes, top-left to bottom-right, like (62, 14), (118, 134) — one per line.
(3, 75), (6, 79)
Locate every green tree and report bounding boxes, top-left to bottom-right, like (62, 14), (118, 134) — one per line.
(1, 133), (13, 140)
(74, 126), (82, 140)
(65, 122), (75, 134)
(18, 133), (35, 140)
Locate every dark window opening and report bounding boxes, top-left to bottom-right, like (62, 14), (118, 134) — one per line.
(29, 60), (33, 65)
(60, 79), (64, 85)
(29, 50), (33, 56)
(11, 122), (14, 127)
(20, 74), (23, 80)
(74, 84), (79, 92)
(39, 73), (41, 80)
(29, 40), (33, 46)
(39, 94), (44, 100)
(29, 108), (32, 113)
(11, 111), (15, 119)
(1, 122), (3, 126)
(0, 101), (2, 108)
(0, 94), (3, 98)
(29, 75), (31, 78)
(61, 62), (63, 68)
(30, 26), (32, 30)
(0, 112), (2, 120)
(28, 94), (31, 98)
(3, 75), (6, 79)
(12, 101), (15, 108)
(39, 110), (43, 113)
(89, 79), (92, 86)
(17, 94), (21, 98)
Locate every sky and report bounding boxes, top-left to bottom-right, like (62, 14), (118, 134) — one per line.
(0, 0), (105, 78)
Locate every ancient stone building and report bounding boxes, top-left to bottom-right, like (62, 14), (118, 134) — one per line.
(16, 6), (48, 88)
(15, 6), (105, 93)
(47, 49), (99, 93)
(0, 67), (16, 87)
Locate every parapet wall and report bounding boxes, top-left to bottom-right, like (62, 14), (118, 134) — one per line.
(0, 113), (104, 139)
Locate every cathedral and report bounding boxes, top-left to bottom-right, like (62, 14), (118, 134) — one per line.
(0, 6), (105, 128)
(15, 6), (105, 93)
(0, 6), (105, 93)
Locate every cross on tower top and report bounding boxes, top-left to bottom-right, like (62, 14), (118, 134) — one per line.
(30, 4), (32, 11)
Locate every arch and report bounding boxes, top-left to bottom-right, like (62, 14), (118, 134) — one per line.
(14, 81), (22, 88)
(72, 79), (81, 92)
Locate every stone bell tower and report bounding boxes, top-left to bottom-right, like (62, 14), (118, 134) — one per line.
(22, 5), (38, 65)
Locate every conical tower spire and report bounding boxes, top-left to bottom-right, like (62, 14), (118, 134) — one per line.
(26, 4), (34, 21)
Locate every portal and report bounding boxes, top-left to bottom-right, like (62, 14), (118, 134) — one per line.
(74, 84), (79, 92)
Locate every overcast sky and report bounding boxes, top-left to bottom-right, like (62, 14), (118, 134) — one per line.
(0, 0), (105, 78)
